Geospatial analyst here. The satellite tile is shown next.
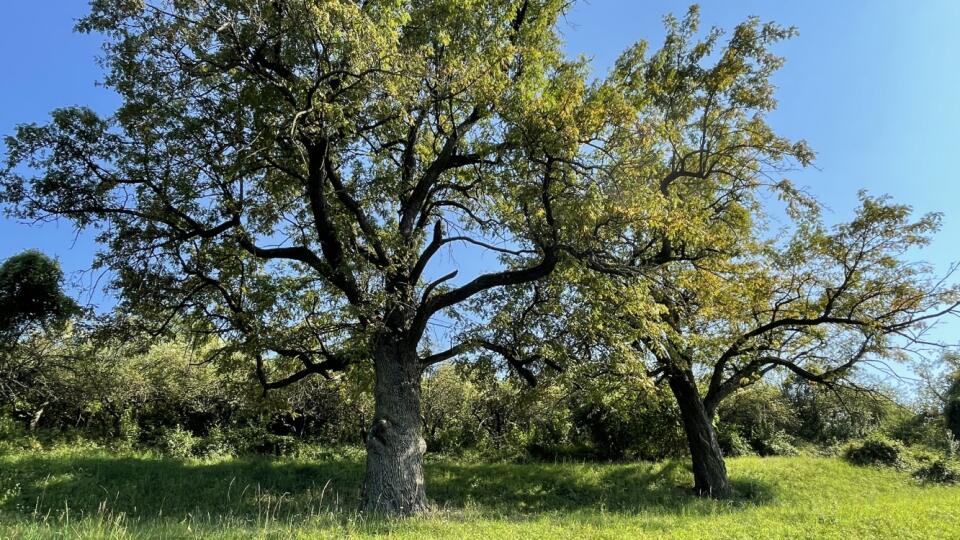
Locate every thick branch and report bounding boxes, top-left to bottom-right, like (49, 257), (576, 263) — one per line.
(411, 247), (559, 340)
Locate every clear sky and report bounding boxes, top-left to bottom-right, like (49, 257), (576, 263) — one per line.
(1, 1), (958, 345)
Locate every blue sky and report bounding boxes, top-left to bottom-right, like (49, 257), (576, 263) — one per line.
(2, 1), (958, 346)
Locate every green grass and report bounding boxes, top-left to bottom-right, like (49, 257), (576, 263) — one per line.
(0, 442), (957, 539)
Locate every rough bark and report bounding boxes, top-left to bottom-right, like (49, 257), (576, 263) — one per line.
(362, 334), (428, 515)
(667, 369), (732, 498)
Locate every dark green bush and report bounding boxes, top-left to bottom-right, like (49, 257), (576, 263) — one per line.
(912, 459), (960, 484)
(718, 384), (801, 456)
(192, 426), (236, 457)
(241, 429), (302, 456)
(888, 410), (947, 448)
(570, 388), (686, 461)
(946, 377), (960, 441)
(421, 365), (482, 453)
(455, 360), (579, 460)
(716, 429), (754, 457)
(783, 378), (893, 445)
(753, 430), (800, 457)
(843, 437), (903, 467)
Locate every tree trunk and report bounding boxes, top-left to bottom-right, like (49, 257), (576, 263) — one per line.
(29, 402), (48, 431)
(667, 370), (732, 498)
(362, 334), (428, 515)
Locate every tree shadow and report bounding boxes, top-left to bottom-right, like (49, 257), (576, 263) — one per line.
(0, 452), (364, 520)
(0, 452), (773, 526)
(427, 459), (772, 514)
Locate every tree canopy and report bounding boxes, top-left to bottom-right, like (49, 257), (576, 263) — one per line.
(0, 250), (79, 340)
(3, 0), (646, 513)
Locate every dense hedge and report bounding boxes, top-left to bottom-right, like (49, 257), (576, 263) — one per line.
(1, 336), (954, 461)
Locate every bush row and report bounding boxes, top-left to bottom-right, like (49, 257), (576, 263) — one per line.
(2, 338), (957, 462)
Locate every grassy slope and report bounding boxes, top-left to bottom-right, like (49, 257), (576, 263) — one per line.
(0, 444), (957, 539)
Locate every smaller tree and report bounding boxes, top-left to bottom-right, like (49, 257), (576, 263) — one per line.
(631, 195), (959, 497)
(0, 250), (78, 340)
(0, 250), (80, 429)
(916, 351), (960, 442)
(946, 369), (960, 441)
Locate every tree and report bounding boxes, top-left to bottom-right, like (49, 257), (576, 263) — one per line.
(0, 250), (79, 340)
(631, 195), (959, 497)
(477, 7), (959, 497)
(0, 250), (79, 429)
(946, 363), (960, 441)
(466, 7), (816, 496)
(915, 350), (960, 441)
(0, 0), (672, 514)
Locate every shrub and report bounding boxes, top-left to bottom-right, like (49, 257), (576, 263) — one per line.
(717, 429), (754, 457)
(421, 365), (481, 453)
(718, 384), (801, 455)
(461, 360), (579, 460)
(570, 388), (685, 461)
(843, 437), (902, 467)
(194, 426), (236, 458)
(783, 378), (893, 445)
(156, 425), (199, 458)
(220, 426), (301, 456)
(754, 430), (800, 457)
(888, 410), (946, 448)
(115, 410), (140, 450)
(0, 414), (23, 441)
(947, 431), (959, 460)
(913, 459), (960, 484)
(0, 414), (36, 453)
(247, 432), (301, 456)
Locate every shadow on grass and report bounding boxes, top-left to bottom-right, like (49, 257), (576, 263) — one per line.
(0, 452), (364, 520)
(0, 451), (773, 524)
(428, 460), (771, 514)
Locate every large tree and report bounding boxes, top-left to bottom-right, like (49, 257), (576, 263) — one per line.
(0, 0), (650, 514)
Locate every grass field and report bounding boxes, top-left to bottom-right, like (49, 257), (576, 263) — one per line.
(0, 443), (957, 539)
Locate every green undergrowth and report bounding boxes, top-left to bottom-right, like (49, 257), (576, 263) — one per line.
(0, 442), (957, 539)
